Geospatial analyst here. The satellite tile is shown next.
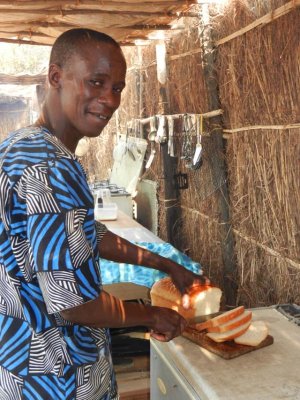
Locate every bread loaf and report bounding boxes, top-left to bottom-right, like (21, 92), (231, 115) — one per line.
(234, 321), (268, 346)
(150, 277), (222, 320)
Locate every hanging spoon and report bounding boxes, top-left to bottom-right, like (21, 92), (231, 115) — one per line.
(192, 114), (203, 170)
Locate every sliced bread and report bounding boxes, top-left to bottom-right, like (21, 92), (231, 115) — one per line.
(192, 305), (245, 331)
(207, 310), (252, 333)
(206, 320), (251, 343)
(234, 321), (268, 346)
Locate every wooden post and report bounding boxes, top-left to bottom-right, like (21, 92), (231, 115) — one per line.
(200, 5), (237, 307)
(155, 43), (179, 243)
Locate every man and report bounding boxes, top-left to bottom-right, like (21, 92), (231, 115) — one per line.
(0, 29), (208, 399)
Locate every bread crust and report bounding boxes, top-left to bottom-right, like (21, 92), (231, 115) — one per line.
(151, 293), (197, 319)
(150, 277), (222, 320)
(234, 321), (268, 346)
(192, 306), (245, 331)
(206, 320), (251, 343)
(207, 310), (252, 333)
(151, 277), (215, 303)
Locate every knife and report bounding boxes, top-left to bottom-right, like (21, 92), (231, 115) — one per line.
(186, 311), (223, 331)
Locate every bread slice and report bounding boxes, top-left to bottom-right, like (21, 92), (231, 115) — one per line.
(234, 321), (268, 346)
(206, 310), (252, 333)
(150, 277), (222, 320)
(192, 305), (245, 332)
(206, 320), (251, 343)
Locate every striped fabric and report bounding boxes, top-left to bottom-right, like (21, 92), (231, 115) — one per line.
(0, 126), (118, 399)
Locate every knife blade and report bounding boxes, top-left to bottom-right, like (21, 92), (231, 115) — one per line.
(186, 311), (223, 331)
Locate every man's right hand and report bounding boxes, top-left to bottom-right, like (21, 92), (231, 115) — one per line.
(148, 306), (187, 342)
(61, 290), (186, 342)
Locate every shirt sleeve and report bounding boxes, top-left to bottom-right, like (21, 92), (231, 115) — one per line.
(95, 220), (108, 245)
(22, 157), (103, 314)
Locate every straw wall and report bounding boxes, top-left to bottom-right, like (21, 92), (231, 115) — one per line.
(0, 98), (30, 142)
(214, 0), (300, 305)
(110, 21), (227, 289)
(86, 0), (299, 307)
(80, 131), (115, 184)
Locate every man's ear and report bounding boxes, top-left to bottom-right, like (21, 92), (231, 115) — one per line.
(48, 64), (62, 88)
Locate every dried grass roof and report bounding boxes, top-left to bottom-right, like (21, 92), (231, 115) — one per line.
(0, 0), (199, 46)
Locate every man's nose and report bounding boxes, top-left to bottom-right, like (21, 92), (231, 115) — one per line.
(97, 88), (119, 109)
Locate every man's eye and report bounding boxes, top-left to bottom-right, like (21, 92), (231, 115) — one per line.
(114, 87), (124, 93)
(91, 80), (103, 86)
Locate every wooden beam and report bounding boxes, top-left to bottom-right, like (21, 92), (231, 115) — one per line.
(124, 24), (172, 30)
(0, 0), (196, 6)
(223, 123), (300, 133)
(0, 73), (46, 85)
(155, 50), (180, 244)
(0, 37), (52, 45)
(137, 109), (223, 124)
(233, 229), (300, 270)
(0, 21), (173, 31)
(0, 21), (74, 29)
(216, 0), (300, 46)
(0, 8), (196, 17)
(200, 4), (237, 307)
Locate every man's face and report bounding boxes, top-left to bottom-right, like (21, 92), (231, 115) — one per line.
(58, 41), (126, 141)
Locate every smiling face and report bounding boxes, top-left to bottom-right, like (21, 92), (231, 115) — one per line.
(48, 40), (126, 147)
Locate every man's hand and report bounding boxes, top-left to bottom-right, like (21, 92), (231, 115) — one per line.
(98, 230), (210, 310)
(149, 306), (187, 342)
(168, 264), (211, 309)
(60, 290), (186, 342)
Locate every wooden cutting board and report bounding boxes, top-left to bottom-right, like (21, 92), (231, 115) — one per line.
(183, 326), (274, 359)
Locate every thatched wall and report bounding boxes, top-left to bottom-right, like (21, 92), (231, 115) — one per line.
(0, 96), (30, 142)
(213, 0), (300, 306)
(85, 0), (299, 307)
(0, 1), (199, 46)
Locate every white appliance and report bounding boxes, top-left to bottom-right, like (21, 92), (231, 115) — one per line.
(150, 305), (300, 400)
(91, 180), (133, 218)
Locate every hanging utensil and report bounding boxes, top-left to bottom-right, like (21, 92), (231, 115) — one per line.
(113, 122), (129, 161)
(125, 121), (136, 161)
(148, 116), (157, 142)
(145, 116), (157, 169)
(184, 114), (194, 169)
(192, 114), (203, 170)
(155, 115), (167, 144)
(167, 115), (175, 157)
(75, 137), (90, 157)
(135, 119), (143, 159)
(181, 114), (188, 160)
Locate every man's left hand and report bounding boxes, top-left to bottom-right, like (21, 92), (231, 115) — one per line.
(168, 264), (211, 309)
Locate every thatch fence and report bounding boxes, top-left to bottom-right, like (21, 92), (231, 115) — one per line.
(82, 0), (300, 308)
(0, 95), (31, 142)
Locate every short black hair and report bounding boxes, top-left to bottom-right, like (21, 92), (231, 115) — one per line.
(49, 28), (121, 67)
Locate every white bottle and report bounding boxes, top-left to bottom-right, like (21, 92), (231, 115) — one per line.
(94, 189), (118, 220)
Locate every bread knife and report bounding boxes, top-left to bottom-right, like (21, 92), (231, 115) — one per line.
(186, 311), (223, 331)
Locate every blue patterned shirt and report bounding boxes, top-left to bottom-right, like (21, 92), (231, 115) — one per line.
(0, 126), (118, 399)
